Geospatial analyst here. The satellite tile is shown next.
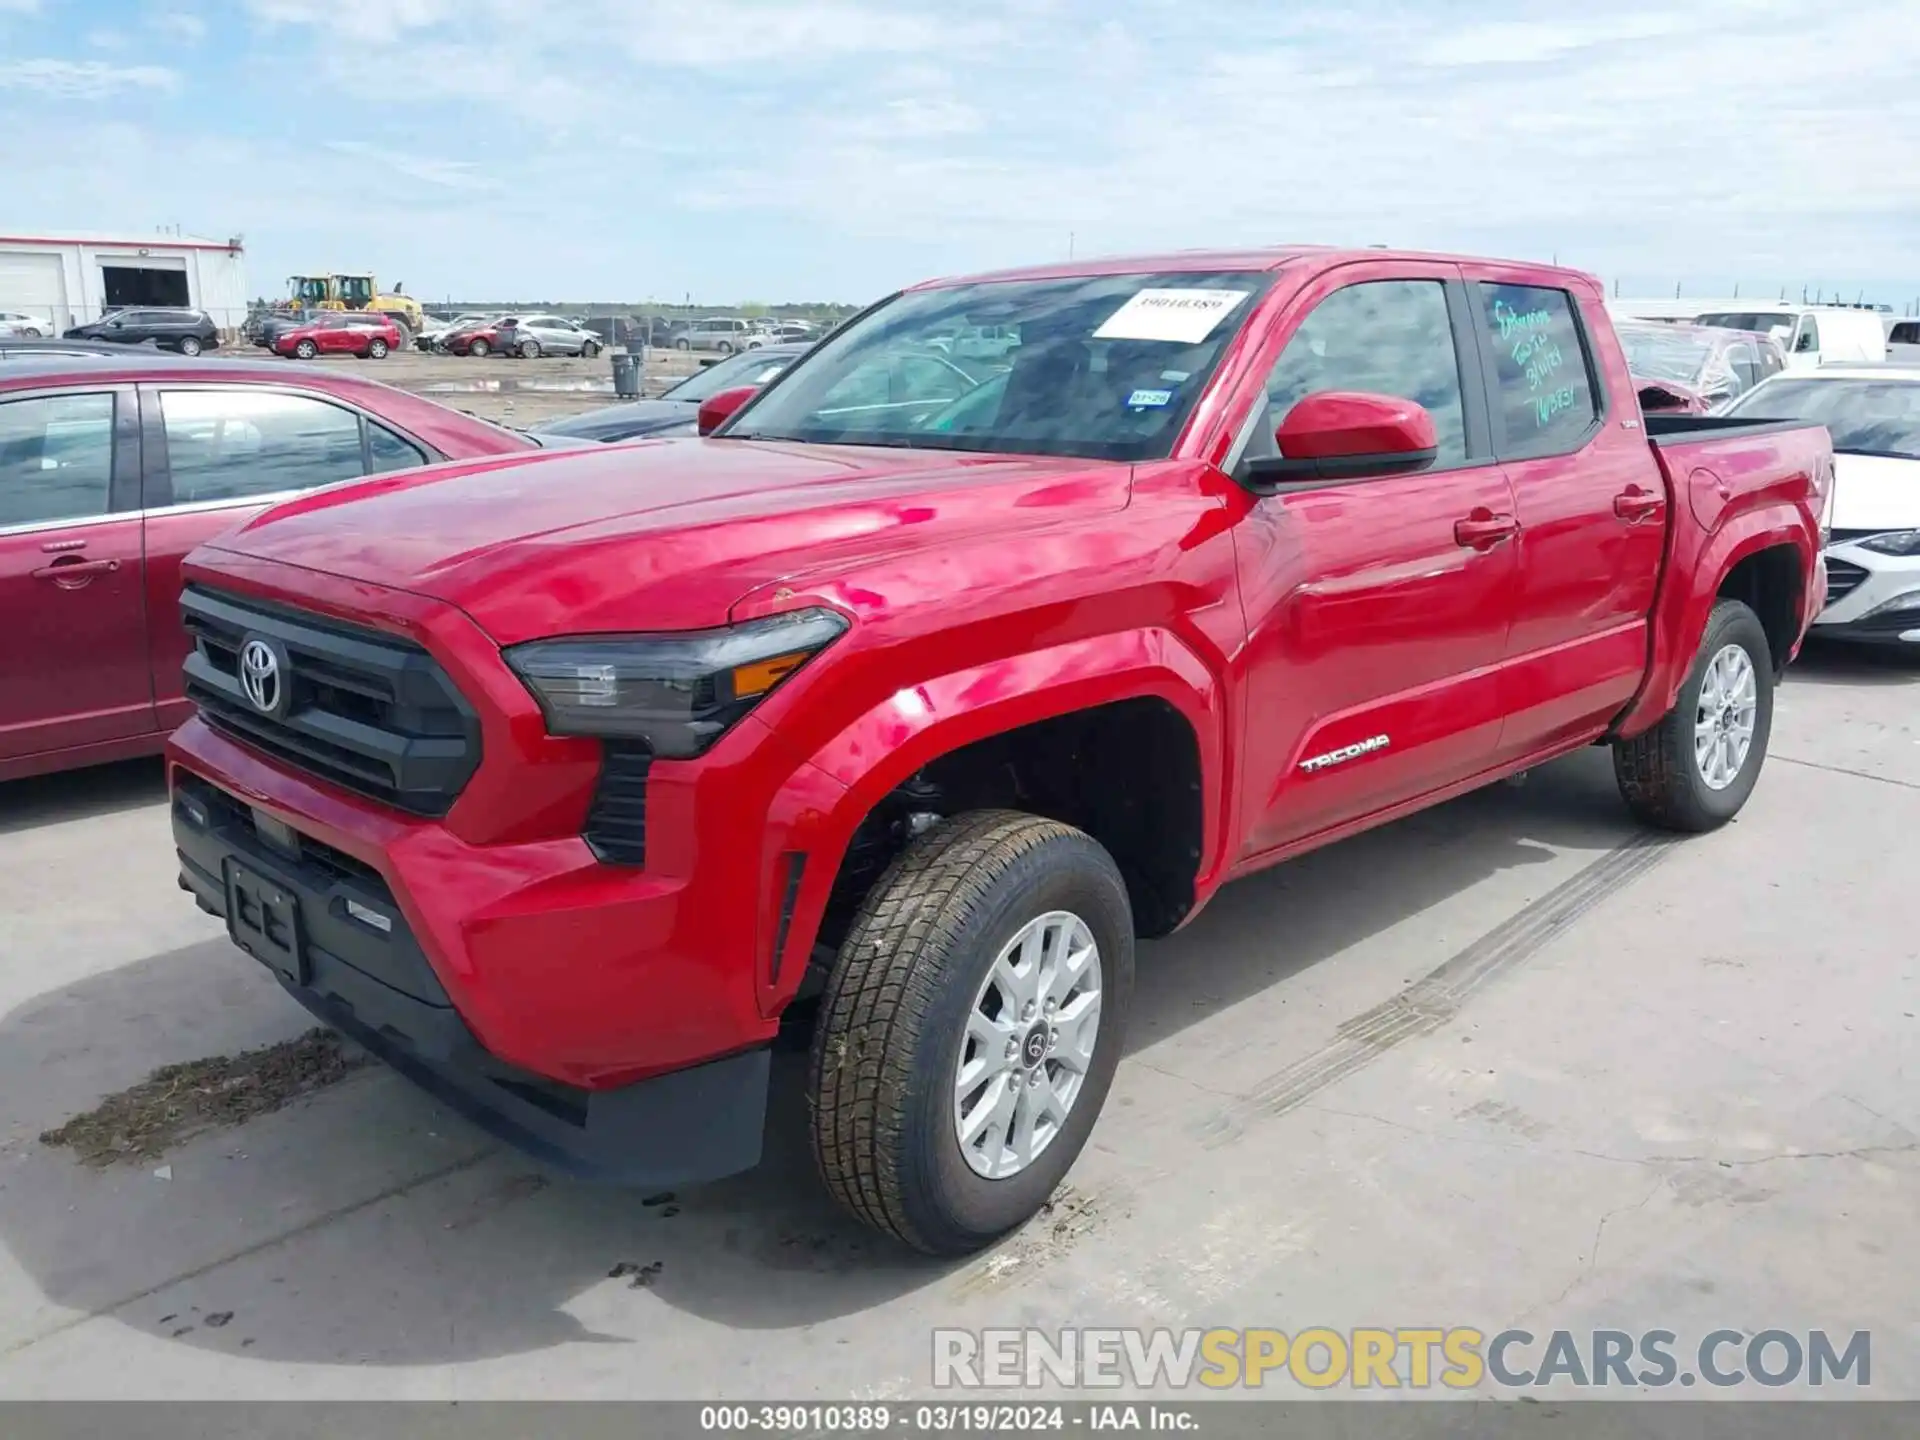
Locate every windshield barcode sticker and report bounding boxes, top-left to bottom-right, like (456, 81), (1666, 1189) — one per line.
(1095, 288), (1250, 344)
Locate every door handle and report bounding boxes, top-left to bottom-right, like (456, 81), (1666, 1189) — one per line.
(1453, 512), (1518, 549)
(1614, 488), (1665, 522)
(32, 556), (119, 585)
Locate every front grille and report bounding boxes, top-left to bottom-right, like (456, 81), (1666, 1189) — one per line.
(176, 772), (390, 894)
(1824, 558), (1869, 607)
(583, 741), (651, 865)
(181, 585), (480, 816)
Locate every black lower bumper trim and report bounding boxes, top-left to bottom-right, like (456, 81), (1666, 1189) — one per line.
(172, 773), (770, 1188)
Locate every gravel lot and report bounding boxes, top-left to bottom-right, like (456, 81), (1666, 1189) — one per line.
(0, 643), (1914, 1400)
(261, 345), (715, 430)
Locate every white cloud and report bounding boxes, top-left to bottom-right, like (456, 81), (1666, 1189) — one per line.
(0, 59), (180, 98)
(324, 139), (503, 191)
(150, 10), (209, 43)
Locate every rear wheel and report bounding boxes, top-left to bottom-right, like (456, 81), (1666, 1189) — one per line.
(178, 335), (204, 357)
(367, 338), (389, 359)
(717, 340), (735, 355)
(293, 338), (317, 359)
(1614, 598), (1774, 831)
(468, 337), (490, 358)
(808, 810), (1133, 1255)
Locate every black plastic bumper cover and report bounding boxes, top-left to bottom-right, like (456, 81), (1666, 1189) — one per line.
(172, 777), (769, 1188)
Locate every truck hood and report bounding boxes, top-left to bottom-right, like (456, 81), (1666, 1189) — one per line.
(1831, 452), (1920, 532)
(204, 438), (1131, 644)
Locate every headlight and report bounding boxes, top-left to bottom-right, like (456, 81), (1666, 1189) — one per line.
(1857, 530), (1920, 556)
(504, 608), (848, 758)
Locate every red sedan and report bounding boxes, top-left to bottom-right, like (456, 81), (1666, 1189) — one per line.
(273, 312), (405, 360)
(0, 355), (540, 781)
(441, 317), (507, 357)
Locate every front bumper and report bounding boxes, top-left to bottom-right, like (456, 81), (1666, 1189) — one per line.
(1812, 543), (1920, 644)
(171, 765), (770, 1187)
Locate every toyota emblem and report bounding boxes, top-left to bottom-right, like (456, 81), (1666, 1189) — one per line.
(238, 637), (287, 716)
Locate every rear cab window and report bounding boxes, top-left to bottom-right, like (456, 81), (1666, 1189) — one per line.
(1472, 282), (1601, 456)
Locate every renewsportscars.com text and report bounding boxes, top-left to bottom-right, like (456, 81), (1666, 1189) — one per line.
(932, 1327), (1870, 1391)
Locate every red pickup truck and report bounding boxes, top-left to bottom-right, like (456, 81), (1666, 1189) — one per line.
(167, 248), (1830, 1255)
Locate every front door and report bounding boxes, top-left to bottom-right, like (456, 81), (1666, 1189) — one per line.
(1231, 267), (1519, 860)
(1454, 269), (1667, 760)
(0, 385), (151, 762)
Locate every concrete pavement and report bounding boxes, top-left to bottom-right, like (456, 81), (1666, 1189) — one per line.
(0, 644), (1913, 1399)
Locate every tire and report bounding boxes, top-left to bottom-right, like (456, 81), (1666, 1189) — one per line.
(178, 336), (204, 356)
(520, 338), (541, 359)
(808, 810), (1134, 1256)
(1614, 598), (1774, 832)
(468, 337), (490, 358)
(717, 341), (735, 355)
(22, 327), (40, 338)
(293, 339), (317, 359)
(367, 338), (389, 359)
(581, 340), (600, 359)
(675, 338), (691, 351)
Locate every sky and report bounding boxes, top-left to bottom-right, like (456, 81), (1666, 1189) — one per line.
(1, 0), (1917, 308)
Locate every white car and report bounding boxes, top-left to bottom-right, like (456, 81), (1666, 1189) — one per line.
(1721, 364), (1920, 644)
(0, 310), (52, 338)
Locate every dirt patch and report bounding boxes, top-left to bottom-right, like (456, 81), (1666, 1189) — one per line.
(38, 1028), (370, 1166)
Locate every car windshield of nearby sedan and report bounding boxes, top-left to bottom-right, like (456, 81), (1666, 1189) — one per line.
(661, 349), (800, 403)
(1617, 324), (1721, 385)
(1725, 378), (1920, 459)
(723, 271), (1273, 461)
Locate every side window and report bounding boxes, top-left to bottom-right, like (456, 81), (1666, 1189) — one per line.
(1475, 283), (1598, 455)
(1729, 343), (1759, 393)
(0, 392), (116, 528)
(367, 421), (429, 475)
(161, 389), (366, 504)
(1263, 279), (1468, 464)
(1796, 316), (1820, 354)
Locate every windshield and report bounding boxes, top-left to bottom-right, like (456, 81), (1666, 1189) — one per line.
(1725, 378), (1920, 459)
(1617, 325), (1717, 385)
(726, 271), (1272, 461)
(1696, 311), (1796, 342)
(662, 349), (798, 402)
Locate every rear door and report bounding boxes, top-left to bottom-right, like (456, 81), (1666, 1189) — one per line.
(1455, 268), (1668, 760)
(1229, 263), (1520, 858)
(0, 383), (152, 761)
(139, 383), (397, 729)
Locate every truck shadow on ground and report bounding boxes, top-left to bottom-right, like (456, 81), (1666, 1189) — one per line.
(0, 757), (166, 838)
(1789, 638), (1920, 688)
(0, 750), (1630, 1364)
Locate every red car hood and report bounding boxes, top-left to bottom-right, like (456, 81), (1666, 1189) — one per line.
(200, 438), (1130, 644)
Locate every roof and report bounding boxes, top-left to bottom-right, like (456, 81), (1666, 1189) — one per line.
(0, 353), (402, 391)
(1798, 363), (1920, 381)
(0, 229), (240, 252)
(908, 245), (1597, 290)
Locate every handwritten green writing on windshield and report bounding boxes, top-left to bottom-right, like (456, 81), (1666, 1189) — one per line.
(1493, 298), (1574, 429)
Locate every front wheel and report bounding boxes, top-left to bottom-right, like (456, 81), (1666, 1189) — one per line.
(674, 337), (691, 351)
(468, 337), (490, 357)
(293, 339), (317, 359)
(1614, 598), (1774, 831)
(519, 338), (541, 359)
(808, 810), (1134, 1255)
(580, 340), (600, 359)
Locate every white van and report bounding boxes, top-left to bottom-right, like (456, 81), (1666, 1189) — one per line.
(1690, 305), (1888, 370)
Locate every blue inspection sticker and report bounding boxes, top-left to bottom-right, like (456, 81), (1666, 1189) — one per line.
(1127, 388), (1175, 408)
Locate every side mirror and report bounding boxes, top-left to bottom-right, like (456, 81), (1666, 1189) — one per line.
(697, 385), (757, 436)
(1241, 391), (1438, 493)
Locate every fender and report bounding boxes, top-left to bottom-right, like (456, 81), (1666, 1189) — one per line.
(1613, 507), (1815, 739)
(751, 627), (1226, 1014)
